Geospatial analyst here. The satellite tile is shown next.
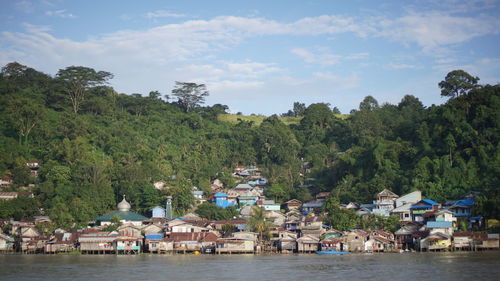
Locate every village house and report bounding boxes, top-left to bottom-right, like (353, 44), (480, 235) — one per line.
(394, 222), (421, 250)
(256, 199), (280, 211)
(284, 199), (302, 212)
(212, 192), (235, 209)
(448, 199), (474, 218)
(167, 232), (218, 253)
(169, 219), (211, 233)
(345, 230), (370, 252)
(0, 176), (13, 189)
(0, 192), (34, 200)
(410, 199), (439, 222)
(299, 216), (324, 238)
(391, 190), (422, 221)
(420, 232), (452, 251)
(472, 233), (499, 250)
(297, 234), (320, 253)
(45, 231), (78, 254)
(277, 230), (298, 253)
(0, 233), (15, 252)
(141, 223), (164, 234)
(210, 219), (247, 232)
(320, 236), (347, 252)
(79, 231), (118, 254)
(301, 200), (323, 214)
(372, 189), (399, 217)
(453, 232), (474, 250)
(145, 233), (173, 253)
(26, 160), (40, 177)
(315, 192), (330, 201)
(216, 237), (255, 254)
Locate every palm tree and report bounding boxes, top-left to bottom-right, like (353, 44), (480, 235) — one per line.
(248, 206), (271, 243)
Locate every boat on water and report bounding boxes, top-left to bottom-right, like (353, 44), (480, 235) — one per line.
(316, 250), (349, 255)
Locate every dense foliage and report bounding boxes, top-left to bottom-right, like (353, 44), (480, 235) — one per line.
(0, 62), (498, 228)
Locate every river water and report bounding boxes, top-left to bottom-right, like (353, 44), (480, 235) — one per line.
(1, 251), (499, 281)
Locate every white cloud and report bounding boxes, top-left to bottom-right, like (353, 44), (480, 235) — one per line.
(377, 11), (500, 53)
(45, 9), (77, 19)
(145, 10), (185, 19)
(291, 47), (368, 65)
(387, 63), (419, 70)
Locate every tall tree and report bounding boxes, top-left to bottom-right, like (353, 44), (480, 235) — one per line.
(171, 82), (209, 112)
(56, 66), (113, 113)
(439, 70), (479, 98)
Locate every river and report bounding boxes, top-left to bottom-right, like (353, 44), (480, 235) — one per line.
(1, 251), (499, 281)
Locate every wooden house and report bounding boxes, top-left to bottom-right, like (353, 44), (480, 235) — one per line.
(472, 233), (499, 250)
(297, 234), (320, 253)
(216, 234), (255, 254)
(284, 199), (302, 211)
(79, 232), (118, 254)
(453, 232), (473, 250)
(278, 230), (298, 252)
(45, 231), (78, 254)
(366, 236), (393, 252)
(145, 235), (174, 254)
(395, 222), (421, 250)
(320, 237), (347, 252)
(372, 189), (399, 217)
(345, 230), (370, 252)
(115, 237), (142, 254)
(167, 232), (218, 253)
(420, 232), (451, 251)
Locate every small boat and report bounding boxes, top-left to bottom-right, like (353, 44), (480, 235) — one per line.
(316, 250), (349, 255)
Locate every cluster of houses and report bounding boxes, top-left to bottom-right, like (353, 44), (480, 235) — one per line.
(0, 164), (498, 255)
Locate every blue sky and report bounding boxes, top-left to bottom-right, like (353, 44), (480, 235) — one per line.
(1, 0), (499, 115)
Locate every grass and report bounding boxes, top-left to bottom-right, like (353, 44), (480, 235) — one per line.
(218, 113), (348, 126)
(218, 114), (301, 126)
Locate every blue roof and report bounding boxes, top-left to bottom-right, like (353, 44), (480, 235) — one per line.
(451, 199), (474, 208)
(421, 199), (438, 205)
(145, 233), (164, 240)
(193, 190), (204, 195)
(214, 192), (228, 197)
(426, 221), (452, 228)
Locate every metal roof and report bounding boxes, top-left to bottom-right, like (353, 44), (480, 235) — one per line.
(426, 221), (452, 228)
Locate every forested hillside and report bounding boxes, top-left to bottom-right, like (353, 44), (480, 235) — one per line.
(0, 62), (498, 228)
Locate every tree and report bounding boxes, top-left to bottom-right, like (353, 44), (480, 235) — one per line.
(171, 82), (209, 112)
(439, 70), (480, 98)
(293, 102), (306, 117)
(248, 206), (271, 242)
(6, 98), (46, 146)
(359, 96), (379, 111)
(56, 66), (113, 113)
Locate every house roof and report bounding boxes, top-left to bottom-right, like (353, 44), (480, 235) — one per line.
(426, 221), (453, 228)
(450, 199), (474, 208)
(145, 233), (164, 240)
(0, 233), (14, 242)
(377, 189), (399, 198)
(166, 232), (218, 243)
(214, 192), (228, 197)
(94, 210), (148, 222)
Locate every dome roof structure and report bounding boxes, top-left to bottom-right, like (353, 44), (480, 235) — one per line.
(117, 195), (131, 212)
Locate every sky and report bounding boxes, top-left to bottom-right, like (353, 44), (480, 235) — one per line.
(1, 0), (499, 115)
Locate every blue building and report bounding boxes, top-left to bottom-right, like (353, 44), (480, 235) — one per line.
(151, 206), (166, 218)
(411, 199), (439, 222)
(448, 199), (474, 218)
(213, 192), (235, 209)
